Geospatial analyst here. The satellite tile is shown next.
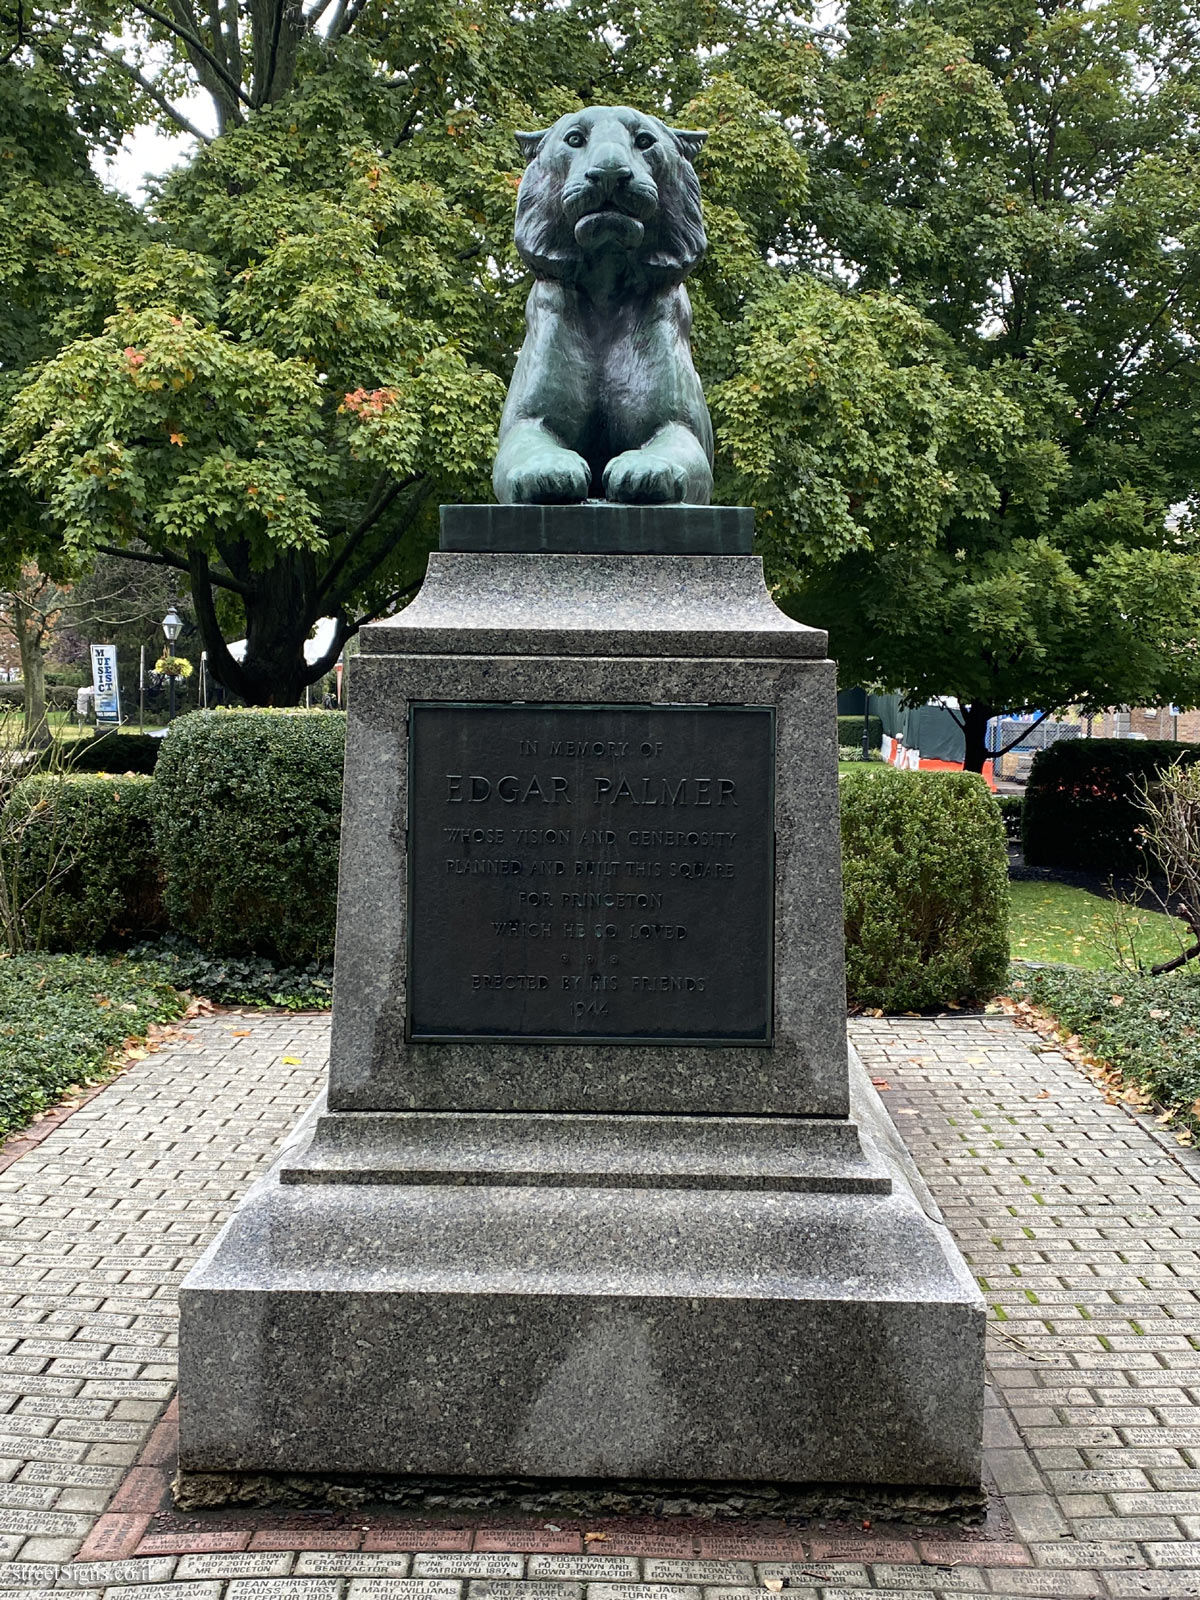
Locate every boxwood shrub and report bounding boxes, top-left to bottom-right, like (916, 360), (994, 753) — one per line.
(1023, 738), (1200, 873)
(0, 683), (80, 712)
(995, 793), (1023, 842)
(5, 774), (164, 949)
(153, 709), (346, 961)
(837, 713), (883, 750)
(841, 769), (1009, 1011)
(63, 732), (163, 774)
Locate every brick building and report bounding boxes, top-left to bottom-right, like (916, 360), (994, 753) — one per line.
(1091, 706), (1200, 742)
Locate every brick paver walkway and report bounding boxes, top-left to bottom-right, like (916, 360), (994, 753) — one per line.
(0, 1009), (1197, 1598)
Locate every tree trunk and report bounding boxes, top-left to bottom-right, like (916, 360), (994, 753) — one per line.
(188, 549), (349, 707)
(960, 701), (995, 775)
(14, 601), (50, 749)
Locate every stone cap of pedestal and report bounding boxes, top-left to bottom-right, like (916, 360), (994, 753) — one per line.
(440, 502), (754, 555)
(278, 1110), (892, 1195)
(362, 550), (827, 659)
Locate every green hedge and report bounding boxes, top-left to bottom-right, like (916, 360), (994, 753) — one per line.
(63, 732), (163, 774)
(837, 714), (883, 751)
(153, 709), (346, 962)
(5, 774), (164, 950)
(1023, 738), (1200, 873)
(841, 768), (1009, 1011)
(995, 793), (1023, 842)
(0, 683), (81, 712)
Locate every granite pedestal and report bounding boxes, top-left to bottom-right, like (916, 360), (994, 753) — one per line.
(178, 503), (985, 1497)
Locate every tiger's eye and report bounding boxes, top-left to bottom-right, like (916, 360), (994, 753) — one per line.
(564, 130), (587, 148)
(634, 132), (656, 150)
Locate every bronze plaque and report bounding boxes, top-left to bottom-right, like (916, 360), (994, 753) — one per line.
(407, 703), (774, 1043)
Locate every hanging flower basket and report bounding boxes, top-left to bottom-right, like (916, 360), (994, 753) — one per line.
(154, 654), (193, 679)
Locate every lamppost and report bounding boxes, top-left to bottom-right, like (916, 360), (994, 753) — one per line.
(162, 605), (183, 723)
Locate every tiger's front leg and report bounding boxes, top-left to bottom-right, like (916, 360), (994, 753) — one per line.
(602, 423), (714, 505)
(493, 420), (591, 505)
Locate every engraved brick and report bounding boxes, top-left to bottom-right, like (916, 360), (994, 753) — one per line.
(106, 1469), (169, 1515)
(177, 1557), (294, 1580)
(915, 1542), (1031, 1568)
(598, 1538), (694, 1558)
(136, 1532), (251, 1554)
(18, 1463), (121, 1487)
(0, 1435), (86, 1462)
(0, 1507), (91, 1535)
(0, 1591), (96, 1600)
(0, 1486), (58, 1509)
(74, 1514), (153, 1561)
(413, 1558), (523, 1580)
(102, 1585), (222, 1600)
(295, 1556), (411, 1577)
(346, 1584), (462, 1600)
(226, 1581), (341, 1600)
(1029, 1541), (1142, 1567)
(587, 1588), (699, 1600)
(697, 1538), (805, 1561)
(1143, 1540), (1200, 1567)
(528, 1558), (638, 1582)
(467, 1585), (580, 1600)
(1103, 1576), (1200, 1599)
(869, 1567), (982, 1592)
(362, 1532), (470, 1554)
(474, 1531), (581, 1554)
(643, 1562), (754, 1585)
(757, 1564), (869, 1588)
(703, 1590), (817, 1600)
(808, 1539), (916, 1562)
(957, 1571), (1110, 1595)
(250, 1532), (362, 1552)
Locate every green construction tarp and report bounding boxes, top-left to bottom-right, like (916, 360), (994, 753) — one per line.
(866, 694), (967, 764)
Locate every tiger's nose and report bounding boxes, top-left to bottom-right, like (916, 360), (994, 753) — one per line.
(586, 162), (632, 187)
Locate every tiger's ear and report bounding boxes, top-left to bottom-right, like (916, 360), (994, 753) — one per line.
(515, 131), (548, 164)
(670, 129), (707, 163)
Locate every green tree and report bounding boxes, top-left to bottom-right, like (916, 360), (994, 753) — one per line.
(710, 0), (1200, 769)
(3, 0), (823, 703)
(8, 0), (1200, 735)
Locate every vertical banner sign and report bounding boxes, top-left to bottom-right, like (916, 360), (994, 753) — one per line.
(90, 644), (121, 726)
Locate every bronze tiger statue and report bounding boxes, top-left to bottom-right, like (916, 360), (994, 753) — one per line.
(493, 105), (713, 507)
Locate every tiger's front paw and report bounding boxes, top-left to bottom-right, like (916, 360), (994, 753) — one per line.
(502, 449), (590, 505)
(603, 449), (688, 505)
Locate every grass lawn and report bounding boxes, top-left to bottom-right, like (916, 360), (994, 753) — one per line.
(1009, 878), (1191, 971)
(0, 712), (91, 746)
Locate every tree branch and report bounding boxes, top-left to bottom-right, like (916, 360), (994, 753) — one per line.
(95, 543), (252, 597)
(99, 50), (213, 142)
(353, 576), (422, 628)
(207, 0), (230, 76)
(188, 549), (249, 696)
(128, 0), (253, 104)
(1152, 940), (1200, 976)
(993, 709), (1053, 760)
(314, 474), (419, 607)
(330, 0), (370, 39)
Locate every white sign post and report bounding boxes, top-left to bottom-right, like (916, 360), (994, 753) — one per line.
(90, 644), (121, 727)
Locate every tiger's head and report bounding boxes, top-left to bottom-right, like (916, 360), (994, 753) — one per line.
(513, 106), (707, 287)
